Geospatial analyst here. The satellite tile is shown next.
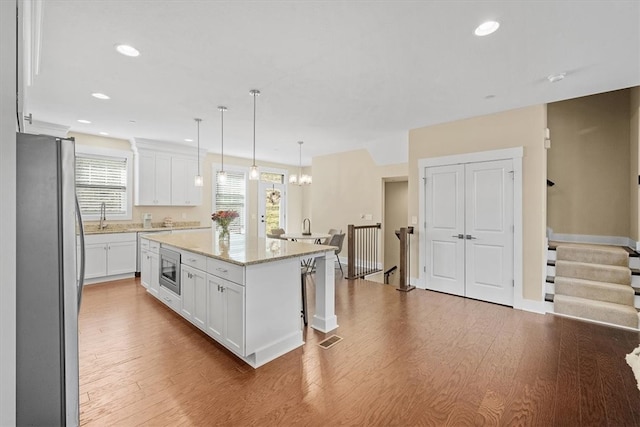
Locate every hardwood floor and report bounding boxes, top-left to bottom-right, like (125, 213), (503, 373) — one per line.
(79, 276), (640, 426)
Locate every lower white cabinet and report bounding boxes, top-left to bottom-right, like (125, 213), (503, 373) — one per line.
(181, 264), (207, 330)
(84, 233), (136, 281)
(206, 274), (245, 356)
(140, 248), (159, 297)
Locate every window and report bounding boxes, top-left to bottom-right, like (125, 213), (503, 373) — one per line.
(214, 169), (246, 234)
(75, 146), (133, 220)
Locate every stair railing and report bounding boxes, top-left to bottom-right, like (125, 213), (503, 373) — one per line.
(346, 223), (382, 279)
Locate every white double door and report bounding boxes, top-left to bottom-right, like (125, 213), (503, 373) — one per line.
(425, 159), (514, 306)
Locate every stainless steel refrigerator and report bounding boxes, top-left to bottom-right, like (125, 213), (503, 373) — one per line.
(16, 132), (85, 426)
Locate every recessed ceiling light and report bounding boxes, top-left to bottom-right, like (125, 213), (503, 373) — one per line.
(115, 44), (140, 57)
(547, 72), (566, 83)
(77, 119), (91, 124)
(184, 138), (193, 142)
(475, 21), (500, 36)
(129, 120), (136, 123)
(99, 132), (109, 136)
(484, 94), (496, 99)
(92, 92), (110, 100)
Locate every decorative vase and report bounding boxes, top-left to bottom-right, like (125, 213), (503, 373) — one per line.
(217, 224), (230, 241)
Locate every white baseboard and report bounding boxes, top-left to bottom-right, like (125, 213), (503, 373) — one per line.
(516, 298), (546, 314)
(551, 311), (639, 332)
(549, 232), (635, 248)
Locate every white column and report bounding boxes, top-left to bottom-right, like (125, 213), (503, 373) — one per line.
(311, 250), (338, 332)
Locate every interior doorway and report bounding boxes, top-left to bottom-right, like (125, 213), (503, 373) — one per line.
(424, 159), (514, 306)
(383, 179), (408, 286)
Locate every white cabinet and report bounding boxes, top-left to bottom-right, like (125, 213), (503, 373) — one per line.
(171, 157), (202, 206)
(136, 151), (172, 206)
(181, 264), (207, 330)
(84, 243), (108, 278)
(140, 237), (160, 296)
(84, 233), (136, 281)
(206, 274), (245, 355)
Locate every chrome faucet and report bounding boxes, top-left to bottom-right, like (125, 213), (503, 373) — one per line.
(302, 218), (311, 235)
(99, 202), (107, 229)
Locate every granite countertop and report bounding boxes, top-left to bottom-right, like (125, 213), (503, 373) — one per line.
(84, 222), (210, 235)
(146, 230), (336, 266)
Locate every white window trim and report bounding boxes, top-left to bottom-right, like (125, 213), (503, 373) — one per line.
(212, 164), (248, 235)
(76, 144), (133, 221)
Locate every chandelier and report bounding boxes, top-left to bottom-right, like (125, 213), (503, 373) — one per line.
(289, 141), (312, 185)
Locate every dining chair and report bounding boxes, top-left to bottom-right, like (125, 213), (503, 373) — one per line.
(267, 228), (286, 239)
(321, 228), (342, 245)
(327, 233), (346, 276)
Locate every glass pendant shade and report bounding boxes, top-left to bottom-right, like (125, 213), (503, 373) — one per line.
(249, 165), (259, 180)
(194, 175), (204, 187)
(217, 170), (227, 183)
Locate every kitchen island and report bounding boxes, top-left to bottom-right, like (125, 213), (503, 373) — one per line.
(142, 230), (338, 368)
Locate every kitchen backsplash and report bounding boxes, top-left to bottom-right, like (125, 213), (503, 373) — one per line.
(83, 221), (202, 233)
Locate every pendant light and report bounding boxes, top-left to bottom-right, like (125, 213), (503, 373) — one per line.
(217, 106), (227, 183)
(249, 89), (260, 180)
(194, 118), (203, 187)
(289, 141), (312, 185)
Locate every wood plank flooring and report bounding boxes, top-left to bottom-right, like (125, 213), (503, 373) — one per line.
(78, 276), (640, 426)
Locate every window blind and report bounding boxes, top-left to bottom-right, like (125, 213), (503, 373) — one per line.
(76, 155), (128, 216)
(215, 170), (246, 234)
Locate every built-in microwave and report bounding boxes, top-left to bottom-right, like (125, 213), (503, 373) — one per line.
(159, 247), (181, 295)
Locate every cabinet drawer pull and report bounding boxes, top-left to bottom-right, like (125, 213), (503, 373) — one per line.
(216, 267), (228, 273)
(188, 258), (197, 262)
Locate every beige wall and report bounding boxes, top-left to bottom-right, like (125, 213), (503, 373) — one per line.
(547, 90), (631, 237)
(71, 132), (306, 236)
(384, 180), (408, 286)
(631, 87), (640, 242)
(409, 105), (547, 301)
(311, 149), (407, 257)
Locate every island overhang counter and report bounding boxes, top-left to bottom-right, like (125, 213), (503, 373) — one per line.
(142, 230), (338, 368)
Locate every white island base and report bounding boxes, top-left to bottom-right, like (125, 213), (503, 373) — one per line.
(142, 232), (338, 368)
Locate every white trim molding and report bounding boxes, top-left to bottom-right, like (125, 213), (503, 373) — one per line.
(549, 232), (636, 249)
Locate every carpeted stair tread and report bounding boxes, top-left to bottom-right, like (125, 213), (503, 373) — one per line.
(556, 243), (629, 267)
(554, 276), (634, 305)
(555, 260), (631, 286)
(554, 294), (640, 329)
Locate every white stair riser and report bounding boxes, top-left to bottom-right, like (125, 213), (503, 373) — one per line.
(633, 275), (640, 286)
(545, 301), (555, 313)
(547, 265), (556, 277)
(546, 282), (555, 295)
(548, 250), (556, 261)
(636, 295), (640, 309)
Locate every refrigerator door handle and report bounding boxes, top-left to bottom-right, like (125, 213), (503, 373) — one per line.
(76, 196), (86, 311)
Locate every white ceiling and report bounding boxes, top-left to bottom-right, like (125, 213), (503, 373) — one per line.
(24, 0), (640, 167)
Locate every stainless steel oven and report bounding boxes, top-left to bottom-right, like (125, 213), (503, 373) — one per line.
(159, 247), (181, 295)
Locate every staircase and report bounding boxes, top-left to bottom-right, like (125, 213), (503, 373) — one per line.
(546, 242), (640, 329)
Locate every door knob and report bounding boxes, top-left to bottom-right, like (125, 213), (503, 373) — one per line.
(451, 234), (464, 239)
(465, 235), (477, 240)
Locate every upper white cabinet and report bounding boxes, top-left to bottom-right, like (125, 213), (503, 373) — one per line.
(171, 157), (202, 206)
(132, 138), (203, 206)
(136, 151), (172, 205)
